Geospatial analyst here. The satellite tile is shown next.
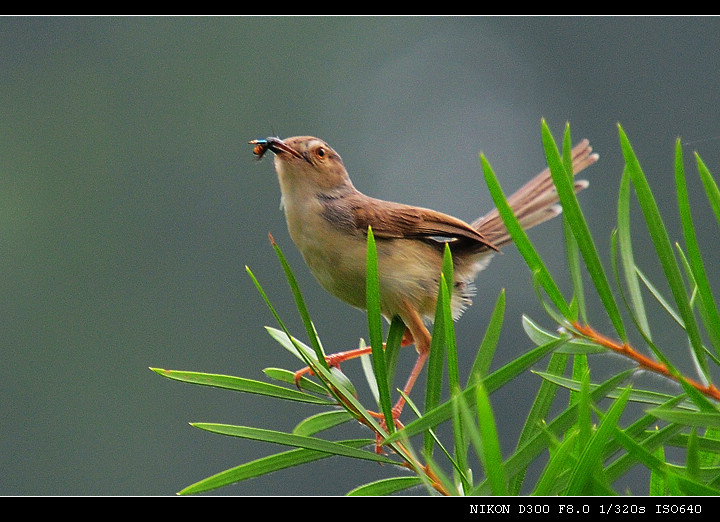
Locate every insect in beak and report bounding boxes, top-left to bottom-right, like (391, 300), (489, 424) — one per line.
(249, 138), (269, 160)
(249, 137), (304, 161)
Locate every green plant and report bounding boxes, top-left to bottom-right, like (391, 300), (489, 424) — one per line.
(152, 121), (720, 495)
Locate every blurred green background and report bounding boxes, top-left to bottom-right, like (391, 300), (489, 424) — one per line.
(3, 16), (720, 495)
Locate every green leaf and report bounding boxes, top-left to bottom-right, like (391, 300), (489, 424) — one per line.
(533, 371), (696, 409)
(666, 430), (720, 458)
(149, 368), (333, 405)
(252, 250), (392, 438)
(472, 380), (507, 495)
(671, 473), (720, 495)
(450, 393), (470, 494)
(696, 152), (720, 230)
(365, 227), (394, 432)
(571, 355), (589, 404)
(384, 316), (406, 387)
(262, 367), (328, 395)
(401, 394), (453, 467)
(650, 445), (668, 495)
(574, 368), (593, 450)
(177, 439), (371, 495)
(481, 151), (570, 317)
(424, 272), (448, 454)
(676, 146), (720, 357)
(292, 410), (354, 437)
(699, 428), (720, 468)
(562, 127), (586, 323)
(264, 325), (389, 438)
(613, 425), (720, 495)
(533, 429), (578, 495)
(542, 120), (625, 340)
(612, 424), (672, 490)
(467, 290), (505, 385)
(565, 385), (632, 495)
(190, 424), (396, 464)
(635, 268), (684, 328)
(687, 427), (700, 479)
(269, 237), (327, 369)
(648, 409), (720, 428)
(246, 266), (330, 393)
(440, 263), (469, 487)
(442, 245), (460, 395)
(522, 315), (604, 354)
(619, 124), (709, 379)
(616, 169), (652, 337)
(508, 352), (569, 495)
(604, 395), (690, 483)
(346, 476), (424, 496)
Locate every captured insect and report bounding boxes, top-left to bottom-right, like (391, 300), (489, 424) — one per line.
(249, 139), (269, 160)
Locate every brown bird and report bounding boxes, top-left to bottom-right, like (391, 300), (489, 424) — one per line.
(250, 135), (597, 422)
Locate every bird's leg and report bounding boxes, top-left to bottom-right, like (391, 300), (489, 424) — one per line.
(292, 346), (370, 386)
(293, 335), (413, 386)
(391, 305), (432, 420)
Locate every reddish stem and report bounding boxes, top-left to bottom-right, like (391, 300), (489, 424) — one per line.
(571, 322), (720, 402)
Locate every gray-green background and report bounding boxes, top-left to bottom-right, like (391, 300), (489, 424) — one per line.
(3, 16), (720, 496)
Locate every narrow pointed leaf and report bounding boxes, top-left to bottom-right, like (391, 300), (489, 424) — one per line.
(384, 316), (406, 386)
(346, 476), (424, 496)
(696, 152), (720, 230)
(150, 368), (333, 405)
(542, 121), (625, 340)
(262, 367), (328, 395)
(508, 352), (569, 495)
(687, 427), (700, 478)
(562, 125), (586, 323)
(264, 327), (356, 396)
(246, 266), (330, 392)
(522, 315), (603, 354)
(533, 429), (579, 495)
(467, 290), (505, 385)
(365, 227), (395, 432)
(617, 169), (652, 337)
(533, 371), (697, 409)
(481, 152), (570, 317)
(190, 424), (396, 464)
(269, 238), (328, 368)
(676, 144), (720, 357)
(178, 439), (371, 495)
(442, 245), (460, 395)
(292, 410), (354, 437)
(619, 125), (709, 379)
(565, 385), (633, 495)
(474, 381), (507, 495)
(424, 273), (447, 454)
(650, 446), (668, 496)
(647, 409), (720, 428)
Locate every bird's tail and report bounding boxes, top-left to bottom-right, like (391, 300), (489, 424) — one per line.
(472, 139), (598, 248)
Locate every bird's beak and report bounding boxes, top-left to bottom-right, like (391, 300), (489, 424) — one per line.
(249, 137), (304, 160)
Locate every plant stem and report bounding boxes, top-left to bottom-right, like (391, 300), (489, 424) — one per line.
(572, 322), (720, 402)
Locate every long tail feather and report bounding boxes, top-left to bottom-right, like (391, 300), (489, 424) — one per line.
(472, 139), (598, 248)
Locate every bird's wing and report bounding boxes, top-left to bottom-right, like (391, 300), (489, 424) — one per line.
(349, 197), (499, 252)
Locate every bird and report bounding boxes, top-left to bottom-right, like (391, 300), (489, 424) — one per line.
(249, 135), (598, 423)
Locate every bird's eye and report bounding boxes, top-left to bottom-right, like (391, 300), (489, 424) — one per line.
(315, 147), (326, 158)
